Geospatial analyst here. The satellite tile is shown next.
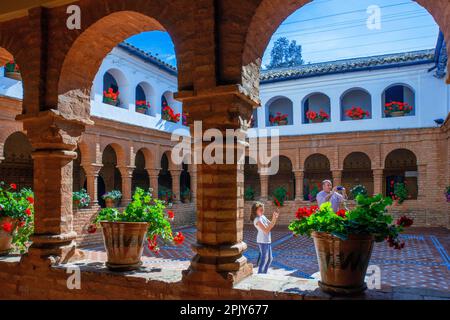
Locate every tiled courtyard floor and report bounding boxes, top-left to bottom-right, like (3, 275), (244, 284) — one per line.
(82, 226), (450, 293)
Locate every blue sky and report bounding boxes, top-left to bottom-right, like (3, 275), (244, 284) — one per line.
(126, 0), (439, 69)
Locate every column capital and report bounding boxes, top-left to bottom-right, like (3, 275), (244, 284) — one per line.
(146, 167), (161, 177)
(81, 163), (103, 176)
(117, 165), (135, 178)
(170, 168), (183, 176)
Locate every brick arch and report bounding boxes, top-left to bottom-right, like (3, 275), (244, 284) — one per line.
(134, 147), (155, 170)
(100, 142), (126, 168)
(56, 6), (193, 120)
(339, 148), (376, 170)
(382, 144), (423, 166)
(239, 0), (449, 97)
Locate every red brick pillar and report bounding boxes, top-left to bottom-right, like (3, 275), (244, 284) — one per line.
(83, 163), (103, 207)
(179, 91), (254, 288)
(20, 112), (86, 263)
(118, 166), (135, 206)
(190, 166), (198, 203)
(170, 169), (182, 203)
(373, 168), (384, 196)
(259, 165), (269, 201)
(332, 169), (343, 187)
(294, 170), (304, 201)
(147, 168), (160, 199)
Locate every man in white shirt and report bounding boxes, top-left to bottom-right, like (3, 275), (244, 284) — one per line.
(316, 180), (347, 212)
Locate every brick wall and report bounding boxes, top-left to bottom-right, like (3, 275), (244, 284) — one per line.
(73, 202), (196, 247)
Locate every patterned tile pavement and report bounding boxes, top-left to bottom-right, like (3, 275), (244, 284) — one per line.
(82, 226), (450, 292)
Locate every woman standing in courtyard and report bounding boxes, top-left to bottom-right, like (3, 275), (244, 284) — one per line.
(250, 202), (279, 274)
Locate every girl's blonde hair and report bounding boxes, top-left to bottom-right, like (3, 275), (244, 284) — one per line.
(250, 201), (264, 222)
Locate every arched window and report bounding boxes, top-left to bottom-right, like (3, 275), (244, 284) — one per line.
(303, 93), (331, 124)
(161, 91), (180, 123)
(342, 152), (373, 198)
(132, 150), (150, 191)
(384, 149), (418, 200)
(266, 97), (293, 126)
(269, 156), (295, 201)
(102, 69), (128, 108)
(135, 84), (148, 115)
(158, 153), (173, 201)
(99, 145), (123, 207)
(382, 84), (415, 118)
(304, 154), (331, 201)
(341, 89), (372, 121)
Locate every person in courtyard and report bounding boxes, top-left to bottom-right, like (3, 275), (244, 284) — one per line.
(250, 201), (279, 274)
(316, 180), (348, 212)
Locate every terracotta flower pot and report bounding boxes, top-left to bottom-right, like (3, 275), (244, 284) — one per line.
(100, 221), (149, 271)
(0, 217), (16, 256)
(103, 98), (118, 107)
(4, 71), (21, 81)
(309, 118), (324, 123)
(73, 199), (81, 209)
(312, 231), (374, 295)
(105, 198), (116, 208)
(136, 108), (146, 114)
(389, 111), (405, 117)
(277, 120), (288, 126)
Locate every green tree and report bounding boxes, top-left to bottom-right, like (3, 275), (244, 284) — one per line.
(267, 37), (304, 69)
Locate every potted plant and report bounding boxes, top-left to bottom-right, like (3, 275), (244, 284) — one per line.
(384, 101), (413, 117)
(306, 109), (330, 123)
(392, 182), (408, 204)
(162, 105), (180, 123)
(103, 87), (120, 106)
(350, 185), (367, 199)
(136, 100), (150, 114)
(158, 186), (173, 203)
(269, 112), (289, 126)
(3, 60), (21, 80)
(273, 186), (288, 207)
(308, 185), (320, 202)
(73, 189), (91, 209)
(0, 182), (34, 255)
(102, 190), (122, 208)
(90, 188), (185, 270)
(345, 106), (370, 120)
(180, 188), (191, 203)
(446, 186), (450, 203)
(244, 186), (255, 201)
(289, 194), (414, 295)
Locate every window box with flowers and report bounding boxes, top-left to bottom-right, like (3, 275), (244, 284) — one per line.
(103, 88), (120, 107)
(289, 194), (413, 295)
(136, 100), (150, 114)
(162, 105), (181, 123)
(306, 109), (330, 123)
(89, 188), (184, 270)
(102, 190), (122, 208)
(73, 189), (91, 209)
(269, 112), (289, 126)
(384, 101), (413, 117)
(345, 106), (370, 120)
(3, 60), (21, 81)
(0, 182), (34, 255)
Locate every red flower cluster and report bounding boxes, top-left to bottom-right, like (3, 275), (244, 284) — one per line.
(274, 197), (281, 207)
(306, 109), (329, 122)
(87, 224), (97, 234)
(295, 205), (319, 219)
(27, 196), (34, 204)
(396, 216), (414, 228)
(269, 112), (288, 125)
(147, 234), (160, 253)
(173, 232), (185, 245)
(10, 183), (17, 190)
(4, 60), (20, 72)
(162, 106), (181, 122)
(336, 209), (347, 218)
(103, 87), (119, 101)
(136, 100), (150, 109)
(2, 222), (12, 233)
(167, 210), (175, 220)
(345, 106), (370, 120)
(387, 236), (405, 250)
(25, 208), (32, 216)
(384, 101), (413, 114)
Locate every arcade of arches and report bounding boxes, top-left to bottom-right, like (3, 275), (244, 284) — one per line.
(0, 0), (449, 300)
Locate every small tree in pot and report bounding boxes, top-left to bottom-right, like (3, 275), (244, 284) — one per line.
(289, 194), (413, 295)
(91, 188), (184, 270)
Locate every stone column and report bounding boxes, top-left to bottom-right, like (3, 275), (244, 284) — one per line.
(83, 163), (103, 207)
(179, 89), (255, 288)
(118, 166), (135, 206)
(20, 111), (88, 264)
(170, 169), (182, 203)
(373, 168), (384, 196)
(332, 169), (343, 187)
(146, 168), (160, 199)
(294, 170), (304, 201)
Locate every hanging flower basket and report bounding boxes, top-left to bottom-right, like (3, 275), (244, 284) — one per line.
(3, 61), (21, 81)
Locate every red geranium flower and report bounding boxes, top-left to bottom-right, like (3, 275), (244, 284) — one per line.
(173, 232), (185, 245)
(336, 209), (347, 218)
(18, 220), (26, 228)
(168, 210), (175, 220)
(24, 208), (32, 216)
(2, 222), (12, 233)
(10, 183), (17, 190)
(87, 225), (97, 234)
(396, 216), (414, 228)
(27, 196), (34, 204)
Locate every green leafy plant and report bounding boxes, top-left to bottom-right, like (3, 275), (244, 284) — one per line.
(0, 182), (34, 253)
(273, 186), (288, 206)
(158, 186), (173, 203)
(73, 189), (90, 208)
(94, 188), (184, 253)
(244, 186), (255, 201)
(289, 194), (413, 250)
(102, 190), (122, 201)
(394, 182), (408, 204)
(308, 185), (320, 202)
(350, 185), (367, 199)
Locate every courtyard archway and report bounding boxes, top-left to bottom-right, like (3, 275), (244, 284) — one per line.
(384, 148), (418, 200)
(342, 152), (373, 198)
(304, 153), (331, 201)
